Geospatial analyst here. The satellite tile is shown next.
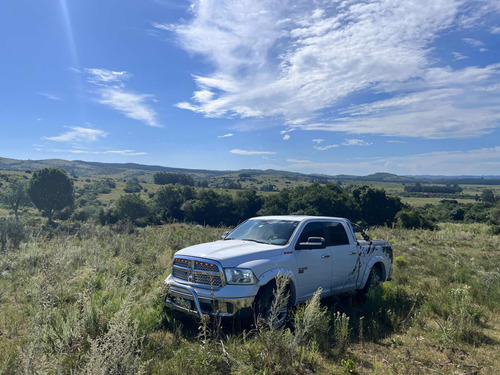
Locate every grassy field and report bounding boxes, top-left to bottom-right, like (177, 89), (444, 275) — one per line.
(0, 222), (498, 374)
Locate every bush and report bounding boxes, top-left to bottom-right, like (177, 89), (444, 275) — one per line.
(0, 217), (25, 251)
(395, 209), (435, 230)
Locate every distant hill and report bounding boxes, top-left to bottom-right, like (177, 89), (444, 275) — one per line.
(1, 156), (499, 185)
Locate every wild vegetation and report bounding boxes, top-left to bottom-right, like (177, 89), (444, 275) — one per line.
(0, 222), (498, 374)
(0, 164), (499, 373)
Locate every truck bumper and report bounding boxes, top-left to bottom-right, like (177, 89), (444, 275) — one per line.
(164, 279), (255, 318)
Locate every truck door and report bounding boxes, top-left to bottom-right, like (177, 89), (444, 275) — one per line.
(325, 222), (360, 291)
(294, 221), (333, 300)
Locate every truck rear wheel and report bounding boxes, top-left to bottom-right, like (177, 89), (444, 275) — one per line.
(361, 265), (382, 294)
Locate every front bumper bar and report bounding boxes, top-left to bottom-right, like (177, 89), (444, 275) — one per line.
(164, 281), (254, 318)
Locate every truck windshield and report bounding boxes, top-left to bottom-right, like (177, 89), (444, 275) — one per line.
(225, 220), (299, 245)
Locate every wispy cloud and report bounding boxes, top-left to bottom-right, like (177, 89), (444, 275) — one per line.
(86, 68), (161, 127)
(40, 147), (146, 156)
(342, 139), (372, 146)
(313, 144), (338, 151)
(462, 37), (484, 47)
(312, 139), (324, 144)
(452, 51), (468, 60)
(283, 134), (290, 140)
(230, 149), (276, 155)
(287, 158), (311, 164)
(218, 133), (234, 138)
(102, 150), (147, 156)
(161, 0), (500, 139)
(43, 127), (107, 143)
(282, 147), (500, 176)
(39, 92), (62, 101)
(85, 68), (129, 86)
(492, 26), (500, 34)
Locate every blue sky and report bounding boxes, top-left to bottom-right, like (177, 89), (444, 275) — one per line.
(1, 0), (499, 176)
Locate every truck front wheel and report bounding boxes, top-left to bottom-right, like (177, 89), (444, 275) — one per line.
(253, 282), (290, 328)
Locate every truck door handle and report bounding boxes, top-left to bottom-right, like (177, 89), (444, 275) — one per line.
(322, 254), (330, 258)
(349, 252), (357, 255)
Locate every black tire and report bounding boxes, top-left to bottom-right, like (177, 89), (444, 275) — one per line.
(360, 265), (382, 294)
(253, 282), (290, 328)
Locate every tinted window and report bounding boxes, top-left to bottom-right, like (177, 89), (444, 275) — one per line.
(325, 222), (350, 246)
(297, 222), (325, 244)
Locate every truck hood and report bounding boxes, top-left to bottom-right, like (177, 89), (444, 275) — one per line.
(174, 240), (284, 268)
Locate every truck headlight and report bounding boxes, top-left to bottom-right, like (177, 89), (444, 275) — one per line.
(224, 268), (258, 285)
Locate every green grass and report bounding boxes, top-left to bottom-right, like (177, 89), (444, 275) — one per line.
(0, 222), (499, 374)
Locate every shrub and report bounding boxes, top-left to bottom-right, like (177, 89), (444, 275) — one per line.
(0, 217), (25, 251)
(293, 288), (330, 351)
(395, 209), (435, 230)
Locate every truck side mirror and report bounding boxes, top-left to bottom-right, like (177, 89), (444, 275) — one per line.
(221, 231), (230, 240)
(297, 237), (325, 249)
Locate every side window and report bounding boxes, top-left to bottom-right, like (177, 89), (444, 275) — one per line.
(325, 222), (350, 246)
(296, 222), (325, 247)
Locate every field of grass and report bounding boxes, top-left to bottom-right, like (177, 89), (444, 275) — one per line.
(0, 222), (499, 374)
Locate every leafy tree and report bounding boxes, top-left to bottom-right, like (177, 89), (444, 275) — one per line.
(124, 180), (142, 193)
(352, 186), (402, 226)
(28, 168), (74, 222)
(154, 185), (186, 222)
(480, 189), (496, 203)
(288, 184), (360, 220)
(234, 190), (263, 220)
(153, 172), (195, 186)
(116, 194), (150, 226)
(0, 177), (31, 220)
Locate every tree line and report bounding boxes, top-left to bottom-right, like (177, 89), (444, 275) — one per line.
(2, 168), (499, 245)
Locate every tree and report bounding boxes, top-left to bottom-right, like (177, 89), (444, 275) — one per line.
(352, 186), (403, 226)
(28, 168), (74, 222)
(116, 194), (150, 226)
(124, 180), (142, 193)
(480, 189), (496, 203)
(0, 177), (31, 221)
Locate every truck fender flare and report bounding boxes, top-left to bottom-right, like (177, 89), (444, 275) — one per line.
(359, 256), (386, 289)
(257, 267), (298, 306)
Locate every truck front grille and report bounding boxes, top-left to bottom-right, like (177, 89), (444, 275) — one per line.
(172, 257), (224, 287)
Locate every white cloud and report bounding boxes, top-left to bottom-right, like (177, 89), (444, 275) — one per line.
(218, 133), (234, 138)
(103, 150), (147, 156)
(312, 139), (324, 144)
(462, 37), (485, 47)
(97, 89), (161, 127)
(40, 147), (146, 156)
(452, 51), (468, 60)
(287, 158), (311, 164)
(86, 68), (161, 127)
(313, 144), (338, 151)
(39, 92), (62, 101)
(282, 147), (500, 176)
(342, 139), (372, 146)
(164, 0), (500, 139)
(152, 22), (175, 32)
(492, 26), (500, 34)
(283, 134), (290, 140)
(85, 68), (129, 86)
(43, 127), (108, 143)
(230, 149), (276, 155)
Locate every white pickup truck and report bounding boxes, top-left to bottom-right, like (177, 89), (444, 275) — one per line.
(164, 215), (393, 324)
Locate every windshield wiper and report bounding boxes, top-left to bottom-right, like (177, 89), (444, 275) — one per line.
(241, 238), (269, 244)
